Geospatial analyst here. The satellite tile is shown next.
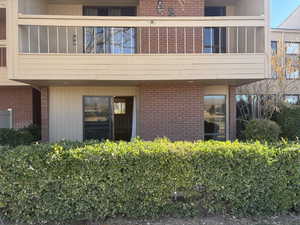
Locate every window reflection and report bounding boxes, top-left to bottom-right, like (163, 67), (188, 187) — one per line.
(286, 42), (300, 55)
(84, 27), (136, 54)
(284, 95), (300, 105)
(204, 96), (226, 141)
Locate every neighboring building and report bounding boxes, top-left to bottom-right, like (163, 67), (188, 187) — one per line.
(237, 6), (300, 107)
(236, 6), (300, 138)
(0, 4), (41, 129)
(2, 0), (269, 142)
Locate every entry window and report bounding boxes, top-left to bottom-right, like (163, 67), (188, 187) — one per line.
(204, 96), (226, 141)
(83, 96), (112, 141)
(114, 100), (126, 115)
(83, 96), (134, 141)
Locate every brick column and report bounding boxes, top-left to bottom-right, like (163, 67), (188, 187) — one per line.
(229, 86), (237, 141)
(139, 84), (204, 141)
(41, 87), (49, 142)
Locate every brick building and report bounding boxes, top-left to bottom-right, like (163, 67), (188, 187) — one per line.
(1, 0), (269, 142)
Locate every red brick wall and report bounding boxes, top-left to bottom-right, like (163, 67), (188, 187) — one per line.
(137, 0), (204, 16)
(229, 86), (237, 141)
(137, 0), (204, 54)
(139, 84), (204, 141)
(41, 87), (49, 142)
(0, 87), (33, 128)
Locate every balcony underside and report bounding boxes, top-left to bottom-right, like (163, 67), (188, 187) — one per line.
(13, 54), (265, 86)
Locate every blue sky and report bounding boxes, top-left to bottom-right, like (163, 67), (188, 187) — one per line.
(271, 0), (300, 28)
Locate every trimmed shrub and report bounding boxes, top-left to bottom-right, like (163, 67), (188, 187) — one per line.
(244, 119), (281, 142)
(273, 104), (300, 140)
(0, 124), (41, 147)
(21, 124), (41, 142)
(1, 139), (300, 224)
(0, 128), (34, 147)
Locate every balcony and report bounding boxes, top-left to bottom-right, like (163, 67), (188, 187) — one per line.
(14, 14), (266, 85)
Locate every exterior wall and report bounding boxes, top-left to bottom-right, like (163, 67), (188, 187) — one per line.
(46, 84), (235, 142)
(139, 84), (204, 141)
(0, 86), (33, 128)
(137, 0), (204, 16)
(48, 86), (138, 142)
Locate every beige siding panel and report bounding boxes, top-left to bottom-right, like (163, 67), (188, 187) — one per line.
(49, 86), (138, 142)
(16, 54), (265, 81)
(48, 4), (82, 16)
(0, 67), (27, 85)
(18, 0), (48, 14)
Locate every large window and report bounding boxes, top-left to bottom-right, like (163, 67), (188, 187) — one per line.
(284, 95), (300, 105)
(204, 7), (227, 53)
(204, 95), (226, 141)
(83, 7), (136, 54)
(286, 42), (300, 55)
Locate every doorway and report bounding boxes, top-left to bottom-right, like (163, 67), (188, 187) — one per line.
(83, 96), (134, 141)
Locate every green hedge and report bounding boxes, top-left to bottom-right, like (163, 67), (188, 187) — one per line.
(0, 139), (300, 224)
(0, 124), (41, 147)
(273, 104), (300, 140)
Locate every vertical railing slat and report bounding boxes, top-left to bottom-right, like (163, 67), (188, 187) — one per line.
(94, 27), (96, 54)
(193, 27), (195, 53)
(28, 25), (31, 53)
(236, 27), (239, 53)
(57, 26), (59, 53)
(158, 27), (160, 54)
(66, 26), (69, 54)
(254, 27), (257, 53)
(37, 26), (40, 53)
(176, 27), (178, 54)
(166, 27), (169, 54)
(47, 26), (50, 53)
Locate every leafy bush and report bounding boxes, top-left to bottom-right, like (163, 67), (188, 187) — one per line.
(0, 124), (41, 147)
(21, 124), (41, 142)
(244, 119), (281, 142)
(0, 128), (34, 147)
(273, 104), (300, 140)
(1, 139), (300, 224)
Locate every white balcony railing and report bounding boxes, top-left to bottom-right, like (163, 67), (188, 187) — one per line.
(18, 14), (265, 55)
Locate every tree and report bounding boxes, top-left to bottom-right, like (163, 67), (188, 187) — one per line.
(237, 39), (300, 122)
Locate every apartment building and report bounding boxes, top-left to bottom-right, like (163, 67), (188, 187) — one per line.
(237, 6), (300, 115)
(0, 4), (40, 129)
(1, 0), (269, 142)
